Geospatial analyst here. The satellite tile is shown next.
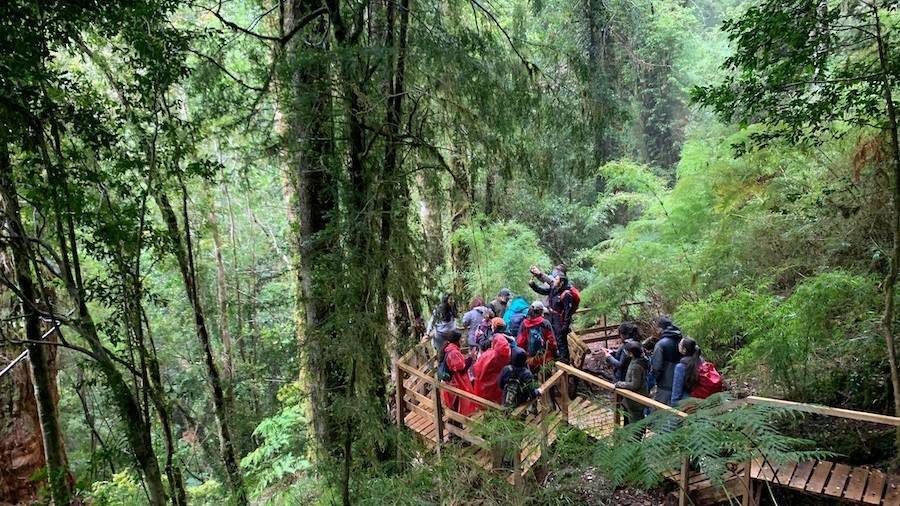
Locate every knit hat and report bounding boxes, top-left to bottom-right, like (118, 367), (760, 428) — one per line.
(490, 317), (507, 331)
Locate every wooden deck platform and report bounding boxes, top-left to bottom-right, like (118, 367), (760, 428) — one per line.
(394, 325), (900, 505)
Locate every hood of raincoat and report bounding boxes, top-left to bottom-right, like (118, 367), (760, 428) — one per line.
(503, 296), (530, 323)
(491, 334), (511, 361)
(522, 315), (545, 328)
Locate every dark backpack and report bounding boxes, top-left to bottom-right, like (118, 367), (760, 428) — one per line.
(507, 313), (526, 337)
(437, 358), (451, 382)
(527, 325), (545, 357)
(502, 375), (523, 408)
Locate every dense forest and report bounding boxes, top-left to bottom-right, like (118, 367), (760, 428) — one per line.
(1, 0), (899, 504)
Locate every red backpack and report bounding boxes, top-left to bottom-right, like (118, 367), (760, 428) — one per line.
(563, 286), (581, 313)
(691, 361), (724, 399)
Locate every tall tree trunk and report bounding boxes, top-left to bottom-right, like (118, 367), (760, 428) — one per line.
(0, 144), (73, 505)
(450, 145), (471, 298)
(873, 2), (900, 457)
(282, 0), (338, 454)
(153, 189), (247, 505)
(207, 192), (235, 381)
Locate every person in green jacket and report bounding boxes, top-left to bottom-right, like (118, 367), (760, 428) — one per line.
(614, 341), (649, 425)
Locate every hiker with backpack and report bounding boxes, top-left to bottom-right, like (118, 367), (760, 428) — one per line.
(500, 347), (540, 408)
(473, 334), (512, 405)
(528, 266), (579, 364)
(478, 317), (510, 352)
(503, 296), (530, 338)
(516, 301), (558, 372)
(671, 337), (723, 406)
(488, 288), (512, 321)
(427, 293), (458, 361)
(650, 315), (684, 406)
(462, 297), (491, 350)
(614, 341), (650, 424)
(439, 329), (478, 416)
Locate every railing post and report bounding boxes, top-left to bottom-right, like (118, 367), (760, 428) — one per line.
(741, 459), (754, 506)
(512, 445), (523, 489)
(558, 370), (570, 421)
(395, 363), (406, 426)
(432, 379), (444, 457)
(539, 391), (549, 457)
(613, 391), (622, 428)
(679, 456), (690, 506)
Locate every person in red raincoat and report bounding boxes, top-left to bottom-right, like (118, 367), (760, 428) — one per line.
(516, 301), (557, 372)
(473, 328), (512, 404)
(441, 329), (478, 415)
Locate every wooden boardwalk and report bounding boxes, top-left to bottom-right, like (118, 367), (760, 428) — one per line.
(394, 326), (900, 504)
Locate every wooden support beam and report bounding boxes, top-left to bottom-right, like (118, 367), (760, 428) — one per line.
(432, 376), (444, 457)
(745, 396), (900, 426)
(679, 457), (690, 506)
(395, 364), (406, 426)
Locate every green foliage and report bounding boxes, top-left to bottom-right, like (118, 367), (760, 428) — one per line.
(675, 287), (777, 365)
(594, 395), (826, 490)
(187, 480), (226, 505)
(451, 218), (551, 300)
(88, 472), (144, 506)
(240, 384), (312, 499)
(732, 271), (883, 403)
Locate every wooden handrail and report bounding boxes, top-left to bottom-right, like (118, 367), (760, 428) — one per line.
(555, 362), (687, 417)
(744, 396), (900, 427)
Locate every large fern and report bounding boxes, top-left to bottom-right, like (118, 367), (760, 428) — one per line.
(593, 394), (830, 490)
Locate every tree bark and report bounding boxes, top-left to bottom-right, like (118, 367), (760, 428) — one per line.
(872, 1), (900, 457)
(207, 192), (235, 381)
(153, 189), (247, 504)
(0, 143), (73, 505)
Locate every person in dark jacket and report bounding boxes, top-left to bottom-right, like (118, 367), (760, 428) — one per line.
(650, 315), (683, 405)
(597, 322), (640, 381)
(527, 266), (574, 364)
(500, 347), (539, 407)
(427, 293), (458, 361)
(488, 288), (512, 321)
(615, 341), (650, 424)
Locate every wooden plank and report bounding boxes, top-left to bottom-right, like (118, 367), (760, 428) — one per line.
(774, 461), (797, 486)
(883, 475), (900, 506)
(788, 460), (816, 490)
(750, 459), (763, 480)
(758, 461), (778, 482)
(861, 469), (885, 504)
(805, 461), (833, 495)
(843, 467), (868, 502)
(824, 463), (851, 498)
(745, 397), (900, 427)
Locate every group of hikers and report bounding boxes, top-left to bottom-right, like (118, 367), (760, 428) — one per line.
(424, 264), (722, 420)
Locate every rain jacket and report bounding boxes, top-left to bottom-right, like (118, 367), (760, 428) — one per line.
(441, 343), (478, 415)
(516, 315), (557, 371)
(473, 335), (512, 404)
(503, 297), (530, 336)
